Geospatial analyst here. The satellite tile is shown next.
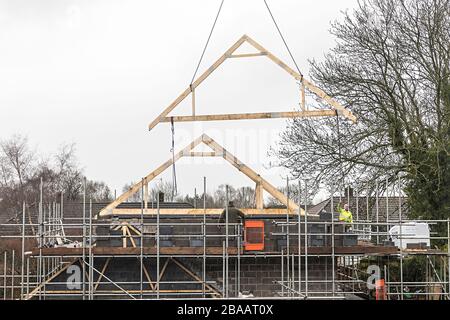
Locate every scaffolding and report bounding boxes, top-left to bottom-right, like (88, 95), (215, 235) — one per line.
(1, 5), (446, 299)
(1, 176), (449, 301)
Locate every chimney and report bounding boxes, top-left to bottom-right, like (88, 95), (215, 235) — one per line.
(344, 186), (354, 197)
(158, 192), (165, 203)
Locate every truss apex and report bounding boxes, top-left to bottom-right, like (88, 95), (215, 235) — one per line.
(200, 133), (212, 142)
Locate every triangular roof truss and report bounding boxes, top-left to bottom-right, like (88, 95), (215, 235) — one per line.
(99, 134), (301, 217)
(148, 34), (356, 131)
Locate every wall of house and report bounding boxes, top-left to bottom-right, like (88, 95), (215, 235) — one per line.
(36, 255), (335, 299)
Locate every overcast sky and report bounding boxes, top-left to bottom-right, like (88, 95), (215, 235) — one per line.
(0, 0), (359, 201)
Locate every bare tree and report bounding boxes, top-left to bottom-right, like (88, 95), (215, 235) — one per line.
(266, 182), (317, 207)
(0, 135), (112, 219)
(122, 180), (175, 203)
(150, 180), (176, 202)
(233, 186), (256, 208)
(0, 154), (13, 188)
(86, 180), (112, 202)
(275, 0), (450, 221)
(0, 134), (35, 201)
(213, 185), (236, 207)
(212, 185), (256, 208)
(54, 143), (84, 200)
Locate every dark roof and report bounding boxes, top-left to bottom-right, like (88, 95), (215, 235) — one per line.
(116, 202), (194, 209)
(307, 200), (329, 215)
(0, 201), (194, 236)
(310, 196), (409, 221)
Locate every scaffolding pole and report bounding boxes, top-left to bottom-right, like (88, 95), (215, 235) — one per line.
(203, 176), (206, 298)
(448, 218), (450, 300)
(237, 222), (241, 296)
(21, 202), (25, 299)
(11, 250), (15, 300)
(291, 253), (294, 296)
(82, 179), (86, 300)
(38, 177), (43, 300)
(3, 251), (6, 300)
(281, 246), (284, 297)
(225, 185), (229, 298)
(26, 257), (29, 298)
(376, 181), (379, 245)
(156, 192), (160, 299)
(356, 187), (359, 222)
(89, 199), (93, 300)
(297, 180), (301, 296)
(222, 241), (225, 298)
(331, 187), (336, 297)
(386, 177), (389, 233)
(366, 189), (369, 222)
(285, 177), (290, 297)
(304, 180), (308, 298)
(140, 178), (144, 300)
(61, 191), (64, 224)
(398, 176), (404, 300)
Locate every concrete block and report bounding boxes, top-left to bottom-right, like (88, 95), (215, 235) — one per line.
(190, 239), (204, 247)
(343, 234), (358, 246)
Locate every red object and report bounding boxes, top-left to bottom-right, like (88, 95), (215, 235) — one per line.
(375, 279), (387, 300)
(244, 221), (265, 251)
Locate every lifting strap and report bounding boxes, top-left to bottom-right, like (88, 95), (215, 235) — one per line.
(263, 0), (303, 80)
(190, 0), (225, 86)
(169, 0), (225, 201)
(170, 117), (177, 201)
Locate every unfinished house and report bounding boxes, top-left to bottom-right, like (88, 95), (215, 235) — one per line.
(1, 35), (449, 301)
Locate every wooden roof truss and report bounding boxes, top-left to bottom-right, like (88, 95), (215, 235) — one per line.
(99, 134), (301, 217)
(148, 34), (356, 131)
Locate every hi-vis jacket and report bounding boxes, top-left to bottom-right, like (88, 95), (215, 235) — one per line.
(337, 204), (353, 224)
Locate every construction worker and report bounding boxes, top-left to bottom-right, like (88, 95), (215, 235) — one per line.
(219, 201), (245, 247)
(337, 202), (353, 231)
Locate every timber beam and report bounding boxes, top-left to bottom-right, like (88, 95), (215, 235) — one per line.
(108, 208), (301, 216)
(160, 110), (338, 123)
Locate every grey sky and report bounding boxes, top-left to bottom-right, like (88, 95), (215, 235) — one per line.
(0, 0), (358, 201)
